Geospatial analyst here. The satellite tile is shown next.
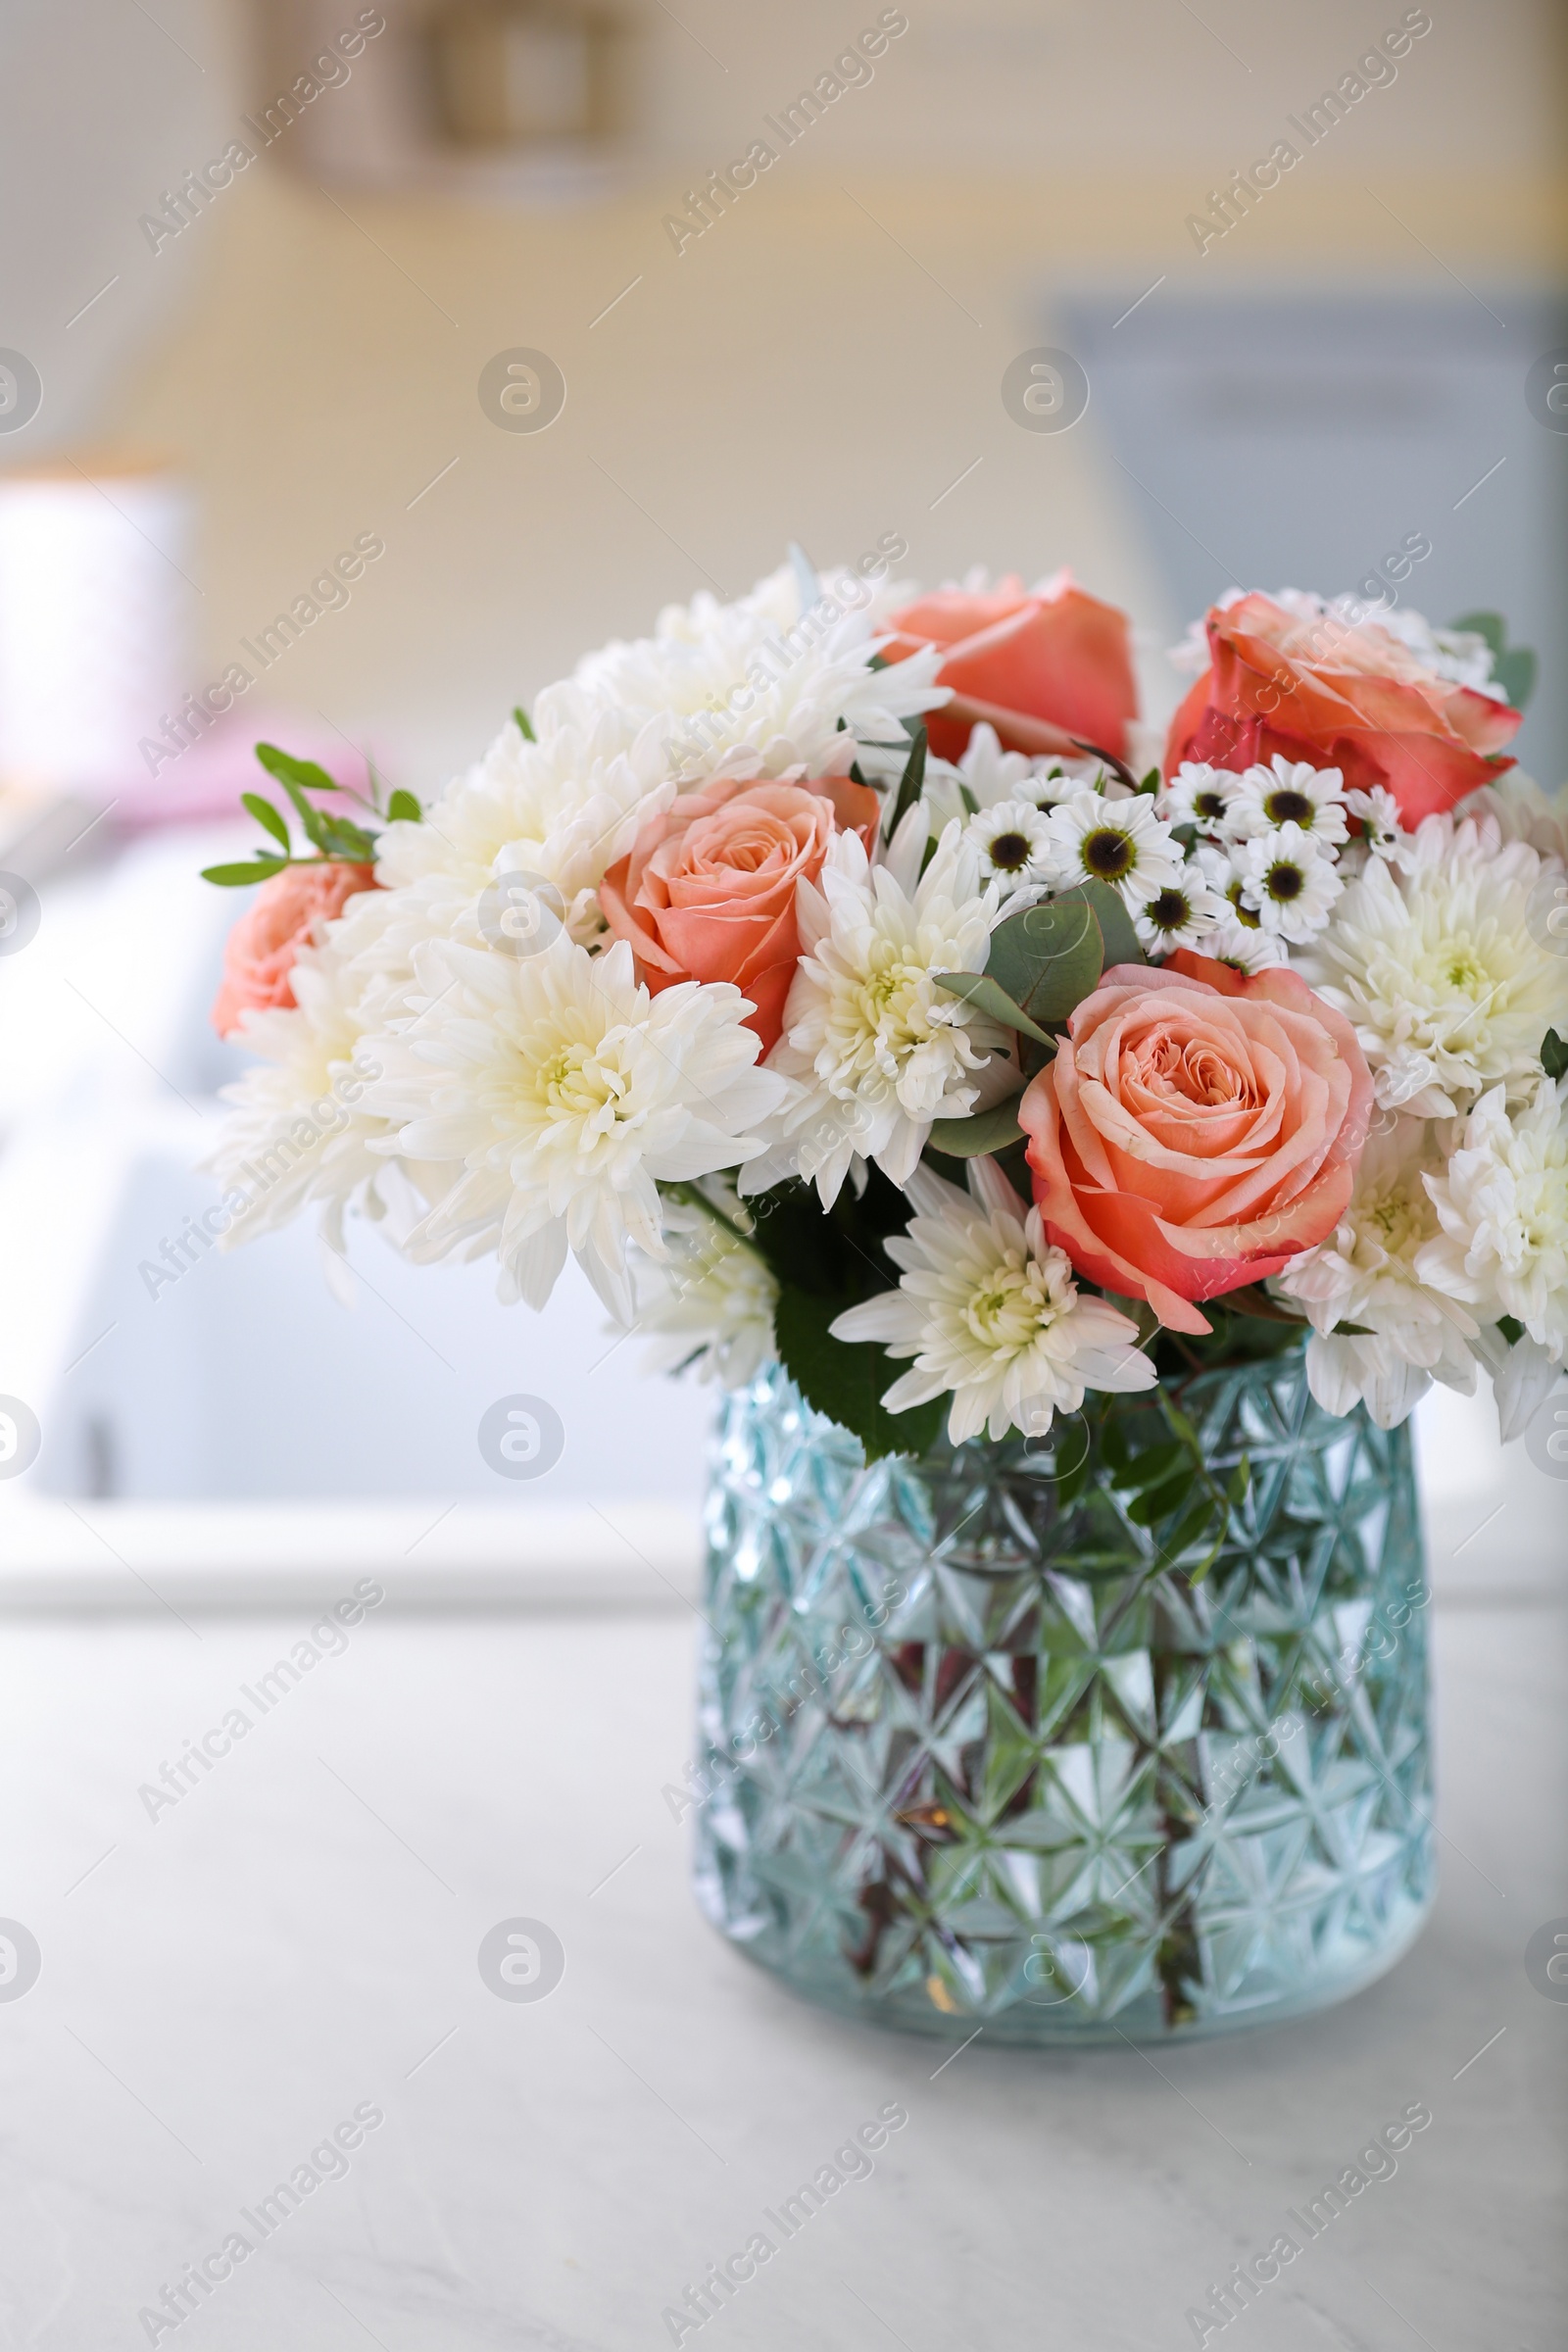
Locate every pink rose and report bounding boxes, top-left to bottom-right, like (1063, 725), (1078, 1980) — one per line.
(599, 773), (880, 1053)
(1164, 592), (1521, 826)
(1018, 951), (1373, 1334)
(211, 862), (379, 1038)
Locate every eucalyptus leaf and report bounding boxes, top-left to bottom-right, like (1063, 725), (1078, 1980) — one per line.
(933, 968), (1054, 1046)
(1494, 647), (1537, 710)
(1448, 609), (1505, 658)
(986, 897), (1103, 1026)
(926, 1099), (1026, 1157)
(1057, 877), (1144, 969)
(1543, 1028), (1568, 1082)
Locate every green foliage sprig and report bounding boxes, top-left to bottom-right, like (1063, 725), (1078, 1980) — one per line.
(201, 742), (422, 887)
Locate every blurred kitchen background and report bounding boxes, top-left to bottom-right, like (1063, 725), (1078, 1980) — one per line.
(0, 0), (1563, 1597)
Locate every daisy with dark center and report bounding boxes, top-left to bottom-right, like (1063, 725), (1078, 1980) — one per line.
(1225, 754), (1349, 848)
(1231, 819), (1345, 943)
(1159, 760), (1244, 835)
(1044, 787), (1185, 912)
(1133, 871), (1228, 955)
(961, 797), (1054, 891)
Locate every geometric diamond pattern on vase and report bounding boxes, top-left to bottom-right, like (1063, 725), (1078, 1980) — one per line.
(693, 1354), (1434, 2044)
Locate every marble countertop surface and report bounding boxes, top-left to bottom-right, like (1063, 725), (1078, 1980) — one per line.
(0, 1591), (1562, 2352)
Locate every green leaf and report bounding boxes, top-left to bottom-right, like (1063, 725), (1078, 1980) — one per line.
(926, 1098), (1026, 1157)
(386, 789), (422, 824)
(313, 813), (378, 862)
(1330, 1320), (1375, 1338)
(513, 705), (537, 741)
(1448, 609), (1505, 659)
(241, 793), (290, 850)
(773, 1285), (943, 1464)
(1058, 876), (1144, 969)
(1541, 1027), (1568, 1082)
(986, 897), (1103, 1027)
(1494, 647), (1537, 710)
(884, 722), (927, 843)
(933, 968), (1054, 1046)
(200, 857), (288, 886)
(1496, 1313), (1525, 1346)
(1222, 1283), (1308, 1327)
(1448, 612), (1537, 711)
(1127, 1468), (1194, 1526)
(254, 742), (341, 797)
(1118, 1440), (1187, 1491)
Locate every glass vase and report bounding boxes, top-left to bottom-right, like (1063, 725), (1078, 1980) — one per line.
(693, 1350), (1434, 2044)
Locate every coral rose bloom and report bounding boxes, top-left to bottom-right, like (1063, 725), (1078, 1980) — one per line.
(1164, 592), (1520, 827)
(1018, 952), (1373, 1334)
(881, 571), (1139, 764)
(211, 861), (379, 1038)
(599, 773), (879, 1054)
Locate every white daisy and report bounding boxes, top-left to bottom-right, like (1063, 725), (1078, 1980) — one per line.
(1230, 821), (1345, 944)
(1043, 789), (1186, 912)
(829, 1158), (1154, 1444)
(747, 812), (1012, 1206)
(1345, 785), (1415, 868)
(1194, 845), (1289, 967)
(1223, 756), (1349, 849)
(366, 934), (786, 1322)
(1158, 760), (1245, 836)
(962, 798), (1056, 892)
(1299, 812), (1568, 1115)
(1269, 1121), (1480, 1429)
(1417, 1076), (1568, 1360)
(1134, 871), (1230, 956)
(634, 1179), (779, 1389)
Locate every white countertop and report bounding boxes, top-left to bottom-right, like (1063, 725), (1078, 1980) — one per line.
(1, 1589), (1562, 2350)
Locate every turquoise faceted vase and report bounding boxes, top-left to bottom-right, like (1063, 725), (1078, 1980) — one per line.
(693, 1350), (1434, 2043)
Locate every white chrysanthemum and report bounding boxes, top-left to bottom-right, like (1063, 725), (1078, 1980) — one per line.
(1269, 1121), (1479, 1428)
(1229, 821), (1345, 943)
(366, 935), (786, 1322)
(373, 694), (672, 946)
(1223, 756), (1349, 849)
(1043, 789), (1186, 911)
(571, 563), (947, 788)
(829, 1158), (1154, 1444)
(1417, 1077), (1568, 1359)
(1158, 760), (1245, 835)
(747, 813), (1012, 1205)
(962, 798), (1056, 891)
(633, 1181), (778, 1389)
(209, 910), (401, 1256)
(1299, 812), (1568, 1116)
(1134, 870), (1230, 956)
(1457, 769), (1568, 866)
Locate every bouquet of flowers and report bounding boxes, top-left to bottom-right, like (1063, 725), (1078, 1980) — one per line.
(203, 554), (1567, 1469)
